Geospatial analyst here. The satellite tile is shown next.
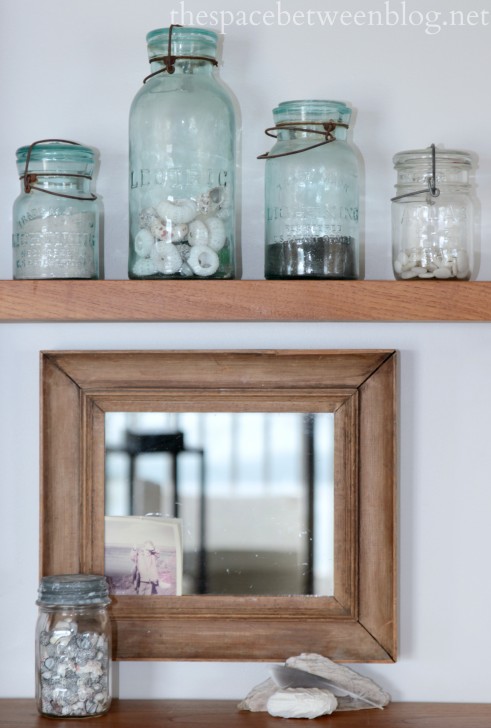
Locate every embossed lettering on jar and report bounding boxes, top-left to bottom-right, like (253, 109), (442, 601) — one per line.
(129, 27), (237, 279)
(392, 147), (476, 280)
(12, 142), (100, 279)
(262, 100), (360, 280)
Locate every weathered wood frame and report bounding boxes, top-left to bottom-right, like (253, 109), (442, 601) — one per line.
(40, 350), (397, 662)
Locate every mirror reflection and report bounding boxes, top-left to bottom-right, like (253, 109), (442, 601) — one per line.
(105, 412), (334, 597)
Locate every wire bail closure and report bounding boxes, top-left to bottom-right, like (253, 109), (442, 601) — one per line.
(391, 143), (441, 202)
(257, 120), (349, 160)
(143, 24), (219, 83)
(21, 139), (97, 202)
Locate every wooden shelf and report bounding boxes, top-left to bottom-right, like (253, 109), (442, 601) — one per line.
(2, 279), (491, 323)
(2, 700), (491, 727)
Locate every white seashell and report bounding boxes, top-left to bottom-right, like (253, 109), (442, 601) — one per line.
(132, 257), (158, 277)
(418, 272), (435, 278)
(205, 216), (226, 252)
(156, 198), (197, 224)
(188, 245), (219, 277)
(150, 221), (171, 241)
(188, 219), (209, 246)
(179, 262), (194, 277)
(170, 223), (189, 242)
(139, 207), (160, 230)
(196, 192), (211, 215)
(267, 688), (337, 719)
(151, 243), (182, 275)
(134, 229), (155, 258)
(400, 269), (418, 279)
(434, 267), (452, 279)
(216, 206), (232, 221)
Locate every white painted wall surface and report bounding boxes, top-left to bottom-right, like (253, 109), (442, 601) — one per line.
(1, 0), (491, 703)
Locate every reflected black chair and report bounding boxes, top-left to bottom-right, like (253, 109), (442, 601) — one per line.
(107, 431), (207, 593)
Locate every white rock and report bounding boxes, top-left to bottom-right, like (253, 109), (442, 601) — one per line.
(267, 688), (337, 719)
(434, 267), (452, 279)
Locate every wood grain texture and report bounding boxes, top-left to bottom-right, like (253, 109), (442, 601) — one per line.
(40, 350), (397, 662)
(2, 700), (491, 727)
(3, 279), (491, 321)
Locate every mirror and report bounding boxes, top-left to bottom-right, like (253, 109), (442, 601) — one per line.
(104, 412), (335, 597)
(41, 350), (397, 662)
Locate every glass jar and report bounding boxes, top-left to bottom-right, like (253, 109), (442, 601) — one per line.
(129, 26), (236, 279)
(392, 146), (475, 280)
(262, 100), (360, 279)
(12, 140), (100, 279)
(35, 574), (112, 719)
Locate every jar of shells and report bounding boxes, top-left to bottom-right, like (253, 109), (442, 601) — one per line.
(391, 145), (476, 280)
(35, 575), (112, 718)
(129, 26), (236, 279)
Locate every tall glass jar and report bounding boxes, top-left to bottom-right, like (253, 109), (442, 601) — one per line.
(262, 100), (360, 279)
(129, 26), (236, 279)
(12, 141), (100, 279)
(392, 147), (475, 280)
(35, 574), (112, 719)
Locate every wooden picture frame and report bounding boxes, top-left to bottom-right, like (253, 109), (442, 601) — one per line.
(40, 350), (397, 662)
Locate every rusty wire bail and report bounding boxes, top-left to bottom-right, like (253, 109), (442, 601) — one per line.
(21, 139), (97, 202)
(143, 24), (218, 83)
(257, 120), (350, 160)
(391, 143), (441, 202)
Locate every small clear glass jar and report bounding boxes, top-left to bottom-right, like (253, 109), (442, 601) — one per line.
(129, 26), (236, 279)
(35, 574), (112, 719)
(392, 147), (475, 280)
(12, 140), (100, 279)
(262, 100), (360, 279)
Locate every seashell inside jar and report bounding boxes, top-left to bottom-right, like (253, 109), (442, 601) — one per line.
(130, 188), (234, 279)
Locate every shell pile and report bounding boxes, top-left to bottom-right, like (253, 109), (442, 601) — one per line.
(394, 246), (470, 280)
(132, 186), (232, 278)
(38, 618), (110, 717)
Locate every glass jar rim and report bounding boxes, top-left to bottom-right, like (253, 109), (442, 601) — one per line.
(146, 26), (218, 60)
(273, 100), (351, 123)
(37, 574), (110, 606)
(393, 148), (473, 168)
(16, 143), (94, 165)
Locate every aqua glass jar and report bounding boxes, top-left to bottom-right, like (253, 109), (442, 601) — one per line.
(12, 141), (100, 279)
(261, 100), (360, 279)
(35, 575), (112, 718)
(129, 26), (236, 279)
(392, 146), (475, 280)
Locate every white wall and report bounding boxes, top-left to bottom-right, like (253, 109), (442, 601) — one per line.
(1, 0), (491, 703)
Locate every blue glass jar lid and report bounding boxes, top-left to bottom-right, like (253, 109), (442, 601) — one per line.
(146, 26), (218, 61)
(37, 575), (110, 606)
(16, 142), (94, 165)
(273, 100), (351, 125)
